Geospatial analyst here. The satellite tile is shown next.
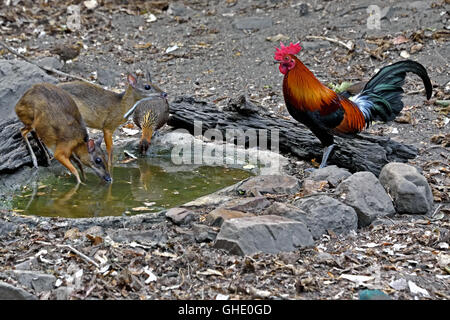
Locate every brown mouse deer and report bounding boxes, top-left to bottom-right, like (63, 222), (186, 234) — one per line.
(58, 72), (166, 170)
(15, 83), (111, 184)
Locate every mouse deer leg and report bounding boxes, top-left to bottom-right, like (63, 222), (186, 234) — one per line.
(20, 127), (39, 168)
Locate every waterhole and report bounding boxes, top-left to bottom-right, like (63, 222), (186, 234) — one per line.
(11, 157), (253, 218)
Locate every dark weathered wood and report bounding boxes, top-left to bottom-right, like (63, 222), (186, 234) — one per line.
(0, 95), (418, 176)
(0, 118), (47, 173)
(167, 95), (418, 176)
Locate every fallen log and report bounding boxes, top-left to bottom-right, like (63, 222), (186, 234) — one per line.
(0, 118), (48, 173)
(167, 95), (418, 176)
(0, 95), (418, 176)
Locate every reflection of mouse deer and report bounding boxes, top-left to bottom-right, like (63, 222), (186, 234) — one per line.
(58, 72), (166, 170)
(15, 83), (111, 185)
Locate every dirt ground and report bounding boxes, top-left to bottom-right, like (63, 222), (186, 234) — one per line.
(0, 0), (449, 300)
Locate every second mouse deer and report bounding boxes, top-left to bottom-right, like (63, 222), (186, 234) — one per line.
(58, 72), (166, 171)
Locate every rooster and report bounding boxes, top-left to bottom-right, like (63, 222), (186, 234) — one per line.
(274, 42), (432, 168)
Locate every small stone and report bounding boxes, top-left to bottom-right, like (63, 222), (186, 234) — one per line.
(165, 207), (195, 225)
(293, 195), (358, 239)
(214, 215), (314, 256)
(307, 165), (352, 187)
(222, 196), (271, 213)
(379, 163), (434, 214)
(235, 175), (301, 196)
(336, 171), (395, 227)
(192, 223), (218, 242)
(206, 208), (254, 227)
(0, 281), (37, 300)
(302, 179), (328, 195)
(5, 270), (56, 293)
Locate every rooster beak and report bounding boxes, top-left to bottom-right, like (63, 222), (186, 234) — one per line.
(273, 60), (281, 64)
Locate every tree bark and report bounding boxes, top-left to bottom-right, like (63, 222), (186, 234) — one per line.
(167, 95), (418, 176)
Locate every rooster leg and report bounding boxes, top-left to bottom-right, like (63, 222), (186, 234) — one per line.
(319, 144), (335, 168)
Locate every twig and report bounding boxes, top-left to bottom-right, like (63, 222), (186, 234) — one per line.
(0, 39), (91, 83)
(57, 244), (100, 268)
(306, 35), (355, 51)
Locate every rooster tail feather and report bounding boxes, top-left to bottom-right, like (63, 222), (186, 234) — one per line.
(352, 60), (432, 124)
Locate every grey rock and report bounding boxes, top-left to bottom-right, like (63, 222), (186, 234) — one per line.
(0, 59), (58, 121)
(167, 2), (193, 16)
(206, 208), (254, 227)
(379, 163), (433, 214)
(192, 223), (218, 242)
(14, 257), (39, 271)
(0, 219), (18, 236)
(165, 207), (195, 225)
(307, 165), (352, 187)
(293, 195), (358, 239)
(232, 17), (273, 30)
(0, 281), (37, 300)
(336, 171), (395, 227)
(34, 56), (63, 70)
(5, 270), (56, 293)
(222, 196), (271, 213)
(214, 215), (314, 256)
(264, 202), (307, 221)
(235, 175), (301, 196)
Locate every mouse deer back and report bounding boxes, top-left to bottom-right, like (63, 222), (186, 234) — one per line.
(15, 83), (111, 184)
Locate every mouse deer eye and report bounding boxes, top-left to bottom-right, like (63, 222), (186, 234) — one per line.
(95, 158), (102, 164)
(144, 84), (151, 90)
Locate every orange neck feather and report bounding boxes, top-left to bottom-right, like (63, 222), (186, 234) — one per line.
(283, 56), (338, 113)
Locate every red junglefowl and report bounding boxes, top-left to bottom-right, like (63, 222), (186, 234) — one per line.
(274, 42), (432, 168)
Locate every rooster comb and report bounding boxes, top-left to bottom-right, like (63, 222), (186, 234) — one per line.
(274, 42), (302, 60)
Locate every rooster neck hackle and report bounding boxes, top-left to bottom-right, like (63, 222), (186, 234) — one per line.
(283, 56), (338, 115)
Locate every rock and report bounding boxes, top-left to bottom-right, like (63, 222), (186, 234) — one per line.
(167, 2), (193, 16)
(302, 179), (328, 195)
(0, 281), (37, 300)
(264, 202), (307, 221)
(234, 175), (301, 196)
(307, 165), (352, 187)
(165, 207), (195, 225)
(232, 17), (273, 30)
(14, 257), (39, 271)
(336, 171), (395, 227)
(222, 196), (271, 213)
(5, 270), (56, 293)
(293, 195), (358, 239)
(0, 59), (58, 121)
(34, 56), (63, 70)
(192, 223), (218, 242)
(182, 193), (233, 208)
(206, 208), (254, 227)
(0, 219), (18, 236)
(379, 163), (433, 214)
(214, 215), (314, 256)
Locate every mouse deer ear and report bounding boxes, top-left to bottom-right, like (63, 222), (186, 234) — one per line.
(146, 69), (152, 83)
(127, 74), (137, 88)
(87, 139), (95, 153)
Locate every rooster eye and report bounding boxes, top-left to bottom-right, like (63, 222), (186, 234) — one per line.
(284, 56), (289, 61)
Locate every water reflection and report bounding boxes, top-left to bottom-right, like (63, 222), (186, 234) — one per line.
(12, 157), (252, 218)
